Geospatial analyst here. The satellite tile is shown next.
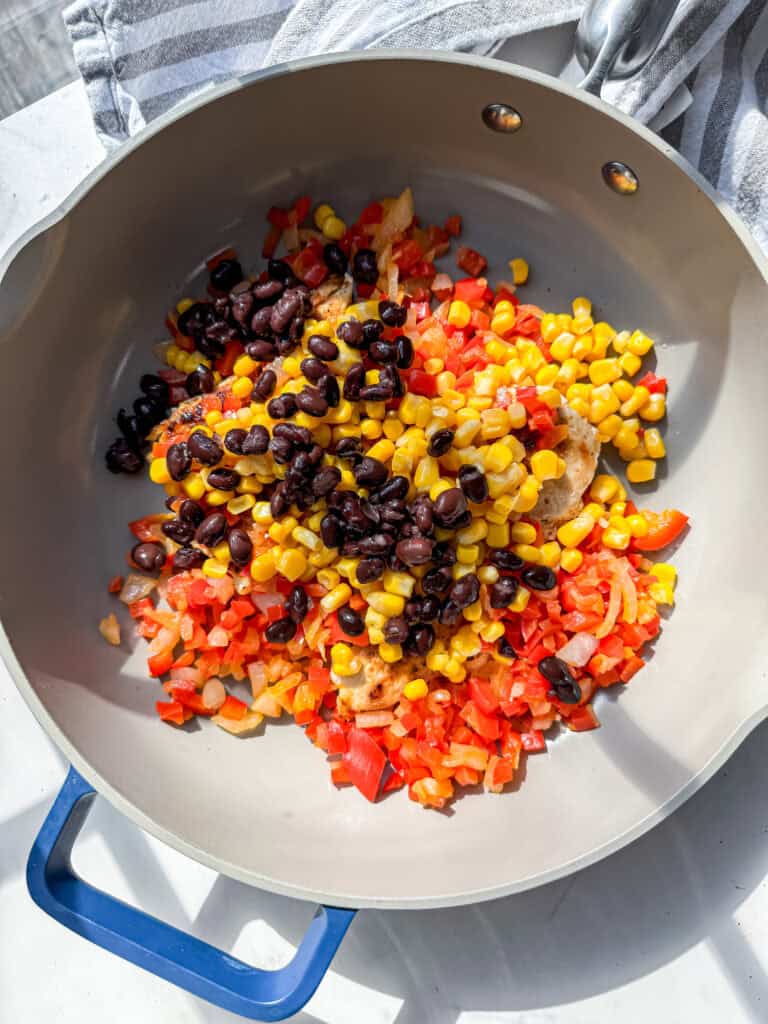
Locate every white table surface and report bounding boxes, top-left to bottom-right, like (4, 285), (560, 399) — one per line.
(2, 32), (768, 1024)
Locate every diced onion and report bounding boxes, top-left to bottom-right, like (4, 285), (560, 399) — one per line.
(119, 573), (157, 606)
(374, 187), (414, 248)
(202, 678), (226, 710)
(170, 666), (202, 687)
(355, 711), (394, 729)
(596, 578), (622, 639)
(248, 662), (268, 698)
(431, 272), (453, 296)
(386, 261), (399, 300)
(556, 632), (598, 667)
(98, 613), (120, 646)
(251, 591), (285, 615)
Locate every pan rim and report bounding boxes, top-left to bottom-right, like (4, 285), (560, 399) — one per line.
(4, 49), (768, 909)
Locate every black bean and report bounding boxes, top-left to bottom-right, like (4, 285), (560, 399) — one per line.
(223, 428), (247, 454)
(395, 536), (434, 566)
(362, 319), (384, 345)
(290, 452), (313, 478)
(308, 335), (339, 361)
(323, 243), (348, 275)
(289, 315), (305, 342)
(384, 615), (409, 644)
(210, 258), (243, 292)
(439, 600), (462, 626)
(458, 465), (489, 504)
(251, 369), (278, 402)
(489, 577), (519, 609)
(265, 617), (297, 644)
(195, 512), (228, 547)
(231, 290), (254, 325)
(253, 279), (283, 301)
(307, 444), (324, 464)
(450, 573), (480, 609)
(498, 636), (517, 660)
(538, 656), (582, 704)
(343, 363), (366, 401)
(358, 384), (393, 402)
(409, 497), (433, 535)
(433, 487), (468, 528)
(407, 623), (435, 657)
(395, 335), (414, 369)
(270, 484), (288, 519)
(428, 429), (454, 458)
(370, 476), (409, 504)
(334, 606), (363, 639)
(336, 319), (365, 348)
(162, 519), (195, 544)
(489, 549), (525, 572)
(357, 534), (391, 556)
(312, 466), (341, 498)
(140, 374), (169, 405)
(133, 396), (165, 433)
(246, 338), (276, 360)
(241, 424), (270, 455)
(420, 595), (441, 622)
(268, 258), (293, 282)
(269, 436), (293, 464)
(179, 499), (205, 526)
(356, 557), (385, 583)
(318, 373), (340, 408)
(422, 566), (453, 595)
(335, 436), (362, 460)
(185, 366), (215, 396)
(369, 340), (397, 364)
(380, 364), (404, 399)
(207, 468), (240, 491)
(270, 289), (302, 332)
(177, 301), (215, 339)
(300, 357), (327, 383)
(132, 541), (166, 574)
(166, 442), (191, 481)
(285, 584), (309, 624)
(522, 565), (558, 591)
(273, 424), (312, 447)
(379, 299), (407, 327)
(295, 387), (328, 417)
(188, 430), (222, 465)
(267, 394), (297, 419)
(320, 512), (345, 548)
(353, 457), (388, 488)
(223, 528), (251, 567)
(353, 248), (378, 284)
(403, 599), (423, 623)
(431, 541), (457, 567)
(172, 546), (206, 571)
(116, 409), (143, 452)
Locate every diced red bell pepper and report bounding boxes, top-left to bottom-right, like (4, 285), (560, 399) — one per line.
(262, 224), (282, 259)
(460, 701), (500, 742)
(456, 246), (487, 276)
(129, 597), (154, 619)
(108, 575), (124, 594)
(406, 369), (438, 397)
(382, 771), (406, 793)
(343, 727), (387, 802)
(453, 277), (487, 305)
(172, 687), (215, 716)
(632, 510), (688, 551)
(393, 239), (424, 275)
(218, 695), (249, 720)
(156, 700), (193, 726)
(619, 656), (646, 683)
(359, 201), (383, 225)
(565, 705), (600, 732)
(326, 719), (348, 755)
(330, 761), (351, 786)
(444, 214), (462, 236)
(148, 649), (174, 678)
(468, 678), (500, 716)
(636, 371), (667, 394)
(521, 729), (546, 752)
(215, 339), (243, 377)
(307, 665), (332, 696)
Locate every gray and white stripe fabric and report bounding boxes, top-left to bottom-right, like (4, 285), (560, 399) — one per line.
(64, 0), (768, 249)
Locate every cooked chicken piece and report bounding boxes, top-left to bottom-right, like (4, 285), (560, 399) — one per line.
(335, 649), (424, 716)
(533, 405), (600, 538)
(311, 274), (354, 321)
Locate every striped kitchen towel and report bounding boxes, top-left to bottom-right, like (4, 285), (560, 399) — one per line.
(63, 0), (768, 250)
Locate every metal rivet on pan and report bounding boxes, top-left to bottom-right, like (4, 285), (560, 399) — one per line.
(482, 103), (522, 133)
(602, 161), (639, 194)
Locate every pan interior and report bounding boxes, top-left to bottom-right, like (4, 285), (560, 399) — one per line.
(2, 56), (767, 908)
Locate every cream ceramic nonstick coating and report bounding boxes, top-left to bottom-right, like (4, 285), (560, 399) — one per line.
(2, 52), (767, 910)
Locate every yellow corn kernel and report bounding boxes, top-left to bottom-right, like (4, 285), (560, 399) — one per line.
(506, 401), (528, 430)
(539, 541), (561, 568)
(308, 548), (336, 570)
(572, 315), (594, 337)
(508, 586), (530, 613)
(453, 418), (481, 447)
(175, 297), (195, 316)
(509, 521), (536, 545)
(380, 415), (403, 441)
(378, 642), (403, 664)
(651, 562), (677, 586)
(268, 516), (297, 544)
(509, 258), (529, 284)
(251, 501), (273, 526)
(593, 321), (616, 348)
(478, 564), (500, 584)
(568, 395), (590, 419)
(538, 388), (561, 410)
(572, 295), (592, 318)
(366, 591), (405, 617)
(530, 449), (566, 482)
(462, 600), (483, 622)
(325, 399), (355, 423)
(590, 474), (620, 504)
(618, 352), (642, 377)
(609, 501), (627, 518)
(457, 544), (480, 565)
(202, 558), (228, 579)
(429, 478), (455, 502)
(467, 396), (493, 412)
(588, 392), (621, 426)
(451, 626), (482, 659)
(479, 621), (506, 644)
(649, 581), (675, 606)
(404, 678), (428, 701)
(229, 374), (252, 399)
(382, 570), (415, 599)
(399, 393), (431, 426)
(358, 435), (391, 462)
(514, 543), (540, 564)
(513, 476), (541, 513)
(233, 353), (257, 377)
(181, 473), (205, 500)
(314, 567), (339, 591)
(479, 408), (511, 441)
(317, 583), (351, 615)
(619, 386), (650, 418)
(447, 300), (471, 328)
(207, 489), (235, 506)
(625, 514), (649, 539)
(485, 338), (512, 363)
(205, 409), (223, 427)
(240, 477), (265, 495)
(602, 524), (631, 550)
(338, 467), (357, 490)
(485, 441), (513, 474)
(628, 330), (654, 356)
(414, 455), (440, 491)
(486, 521), (510, 547)
(588, 358), (622, 386)
(291, 526), (321, 552)
(250, 550), (276, 582)
(491, 310), (517, 337)
(580, 503), (603, 523)
(627, 459), (656, 483)
(643, 428), (665, 459)
(314, 203), (334, 229)
(549, 333), (575, 363)
(276, 548), (308, 582)
(557, 512), (595, 549)
(571, 336), (593, 362)
(225, 493), (254, 516)
(639, 394), (666, 422)
(560, 548), (583, 573)
(611, 330), (630, 354)
(426, 651), (448, 673)
(149, 458), (170, 485)
(535, 364), (560, 387)
(614, 424), (639, 451)
(457, 519), (488, 545)
(540, 313), (558, 342)
(210, 541), (231, 565)
(357, 418), (380, 440)
(322, 216), (346, 241)
(611, 378), (634, 403)
(489, 494), (516, 520)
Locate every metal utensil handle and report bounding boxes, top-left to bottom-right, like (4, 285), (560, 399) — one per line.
(576, 0), (678, 95)
(27, 767), (355, 1022)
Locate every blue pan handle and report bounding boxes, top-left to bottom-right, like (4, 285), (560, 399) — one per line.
(27, 766), (356, 1021)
